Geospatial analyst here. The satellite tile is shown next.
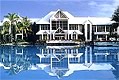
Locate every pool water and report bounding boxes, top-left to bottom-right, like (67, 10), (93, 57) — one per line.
(0, 45), (119, 80)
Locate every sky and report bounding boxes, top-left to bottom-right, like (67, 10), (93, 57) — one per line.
(0, 0), (119, 20)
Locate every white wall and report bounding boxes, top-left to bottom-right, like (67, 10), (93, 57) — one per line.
(117, 26), (119, 35)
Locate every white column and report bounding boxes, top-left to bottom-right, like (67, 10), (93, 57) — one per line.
(85, 24), (87, 41)
(22, 30), (23, 39)
(71, 34), (72, 39)
(67, 21), (69, 40)
(97, 35), (98, 40)
(39, 25), (41, 30)
(47, 34), (48, 40)
(90, 25), (92, 41)
(65, 34), (66, 40)
(53, 34), (55, 40)
(106, 35), (107, 41)
(76, 49), (78, 54)
(76, 34), (78, 40)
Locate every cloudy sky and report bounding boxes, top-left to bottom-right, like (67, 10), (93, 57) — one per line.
(0, 0), (119, 20)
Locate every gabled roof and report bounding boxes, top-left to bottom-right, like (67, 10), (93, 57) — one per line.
(36, 10), (74, 24)
(36, 9), (113, 25)
(69, 17), (113, 25)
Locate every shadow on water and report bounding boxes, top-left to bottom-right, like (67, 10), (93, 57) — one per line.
(0, 45), (119, 80)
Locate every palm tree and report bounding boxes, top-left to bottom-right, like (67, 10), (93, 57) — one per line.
(20, 17), (32, 41)
(4, 13), (19, 42)
(2, 21), (10, 42)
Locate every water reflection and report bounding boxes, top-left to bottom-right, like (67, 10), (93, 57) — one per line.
(0, 45), (119, 79)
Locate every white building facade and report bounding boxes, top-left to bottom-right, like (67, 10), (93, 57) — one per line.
(36, 9), (113, 41)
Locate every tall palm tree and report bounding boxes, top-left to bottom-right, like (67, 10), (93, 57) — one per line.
(2, 21), (10, 42)
(20, 17), (32, 40)
(4, 13), (19, 42)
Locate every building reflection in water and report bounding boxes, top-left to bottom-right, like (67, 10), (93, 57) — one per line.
(0, 45), (119, 79)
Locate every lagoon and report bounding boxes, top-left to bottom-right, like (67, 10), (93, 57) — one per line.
(0, 45), (119, 80)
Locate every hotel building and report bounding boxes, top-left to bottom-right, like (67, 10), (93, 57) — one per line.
(36, 9), (113, 41)
(0, 9), (115, 42)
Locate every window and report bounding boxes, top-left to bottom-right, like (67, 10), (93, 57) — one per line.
(69, 24), (78, 30)
(54, 11), (68, 18)
(92, 25), (96, 32)
(52, 20), (68, 30)
(106, 25), (111, 32)
(41, 24), (50, 30)
(97, 25), (105, 32)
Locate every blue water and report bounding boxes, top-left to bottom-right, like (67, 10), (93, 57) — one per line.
(0, 45), (119, 80)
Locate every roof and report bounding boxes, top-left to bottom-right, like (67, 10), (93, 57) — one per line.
(36, 10), (74, 24)
(68, 30), (83, 34)
(0, 9), (114, 25)
(36, 9), (113, 25)
(36, 30), (51, 35)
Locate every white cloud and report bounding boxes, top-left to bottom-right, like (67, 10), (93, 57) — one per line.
(88, 0), (119, 17)
(88, 1), (97, 6)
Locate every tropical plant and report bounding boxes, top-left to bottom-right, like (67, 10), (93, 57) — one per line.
(4, 13), (19, 42)
(111, 6), (119, 39)
(20, 17), (32, 40)
(2, 21), (10, 42)
(112, 6), (119, 27)
(112, 6), (119, 31)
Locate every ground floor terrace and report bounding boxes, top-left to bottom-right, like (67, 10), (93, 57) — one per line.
(38, 33), (83, 41)
(36, 32), (111, 42)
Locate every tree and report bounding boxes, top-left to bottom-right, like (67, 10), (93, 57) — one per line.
(17, 17), (32, 41)
(22, 17), (32, 41)
(112, 6), (119, 25)
(2, 21), (10, 42)
(111, 6), (119, 39)
(112, 6), (119, 29)
(4, 13), (19, 42)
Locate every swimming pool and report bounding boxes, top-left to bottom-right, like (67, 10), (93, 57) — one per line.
(0, 45), (119, 80)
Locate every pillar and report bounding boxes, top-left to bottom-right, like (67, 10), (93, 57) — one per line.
(77, 34), (78, 40)
(84, 24), (87, 41)
(71, 34), (73, 40)
(106, 35), (107, 41)
(53, 34), (54, 40)
(97, 35), (98, 40)
(47, 34), (48, 40)
(90, 25), (92, 41)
